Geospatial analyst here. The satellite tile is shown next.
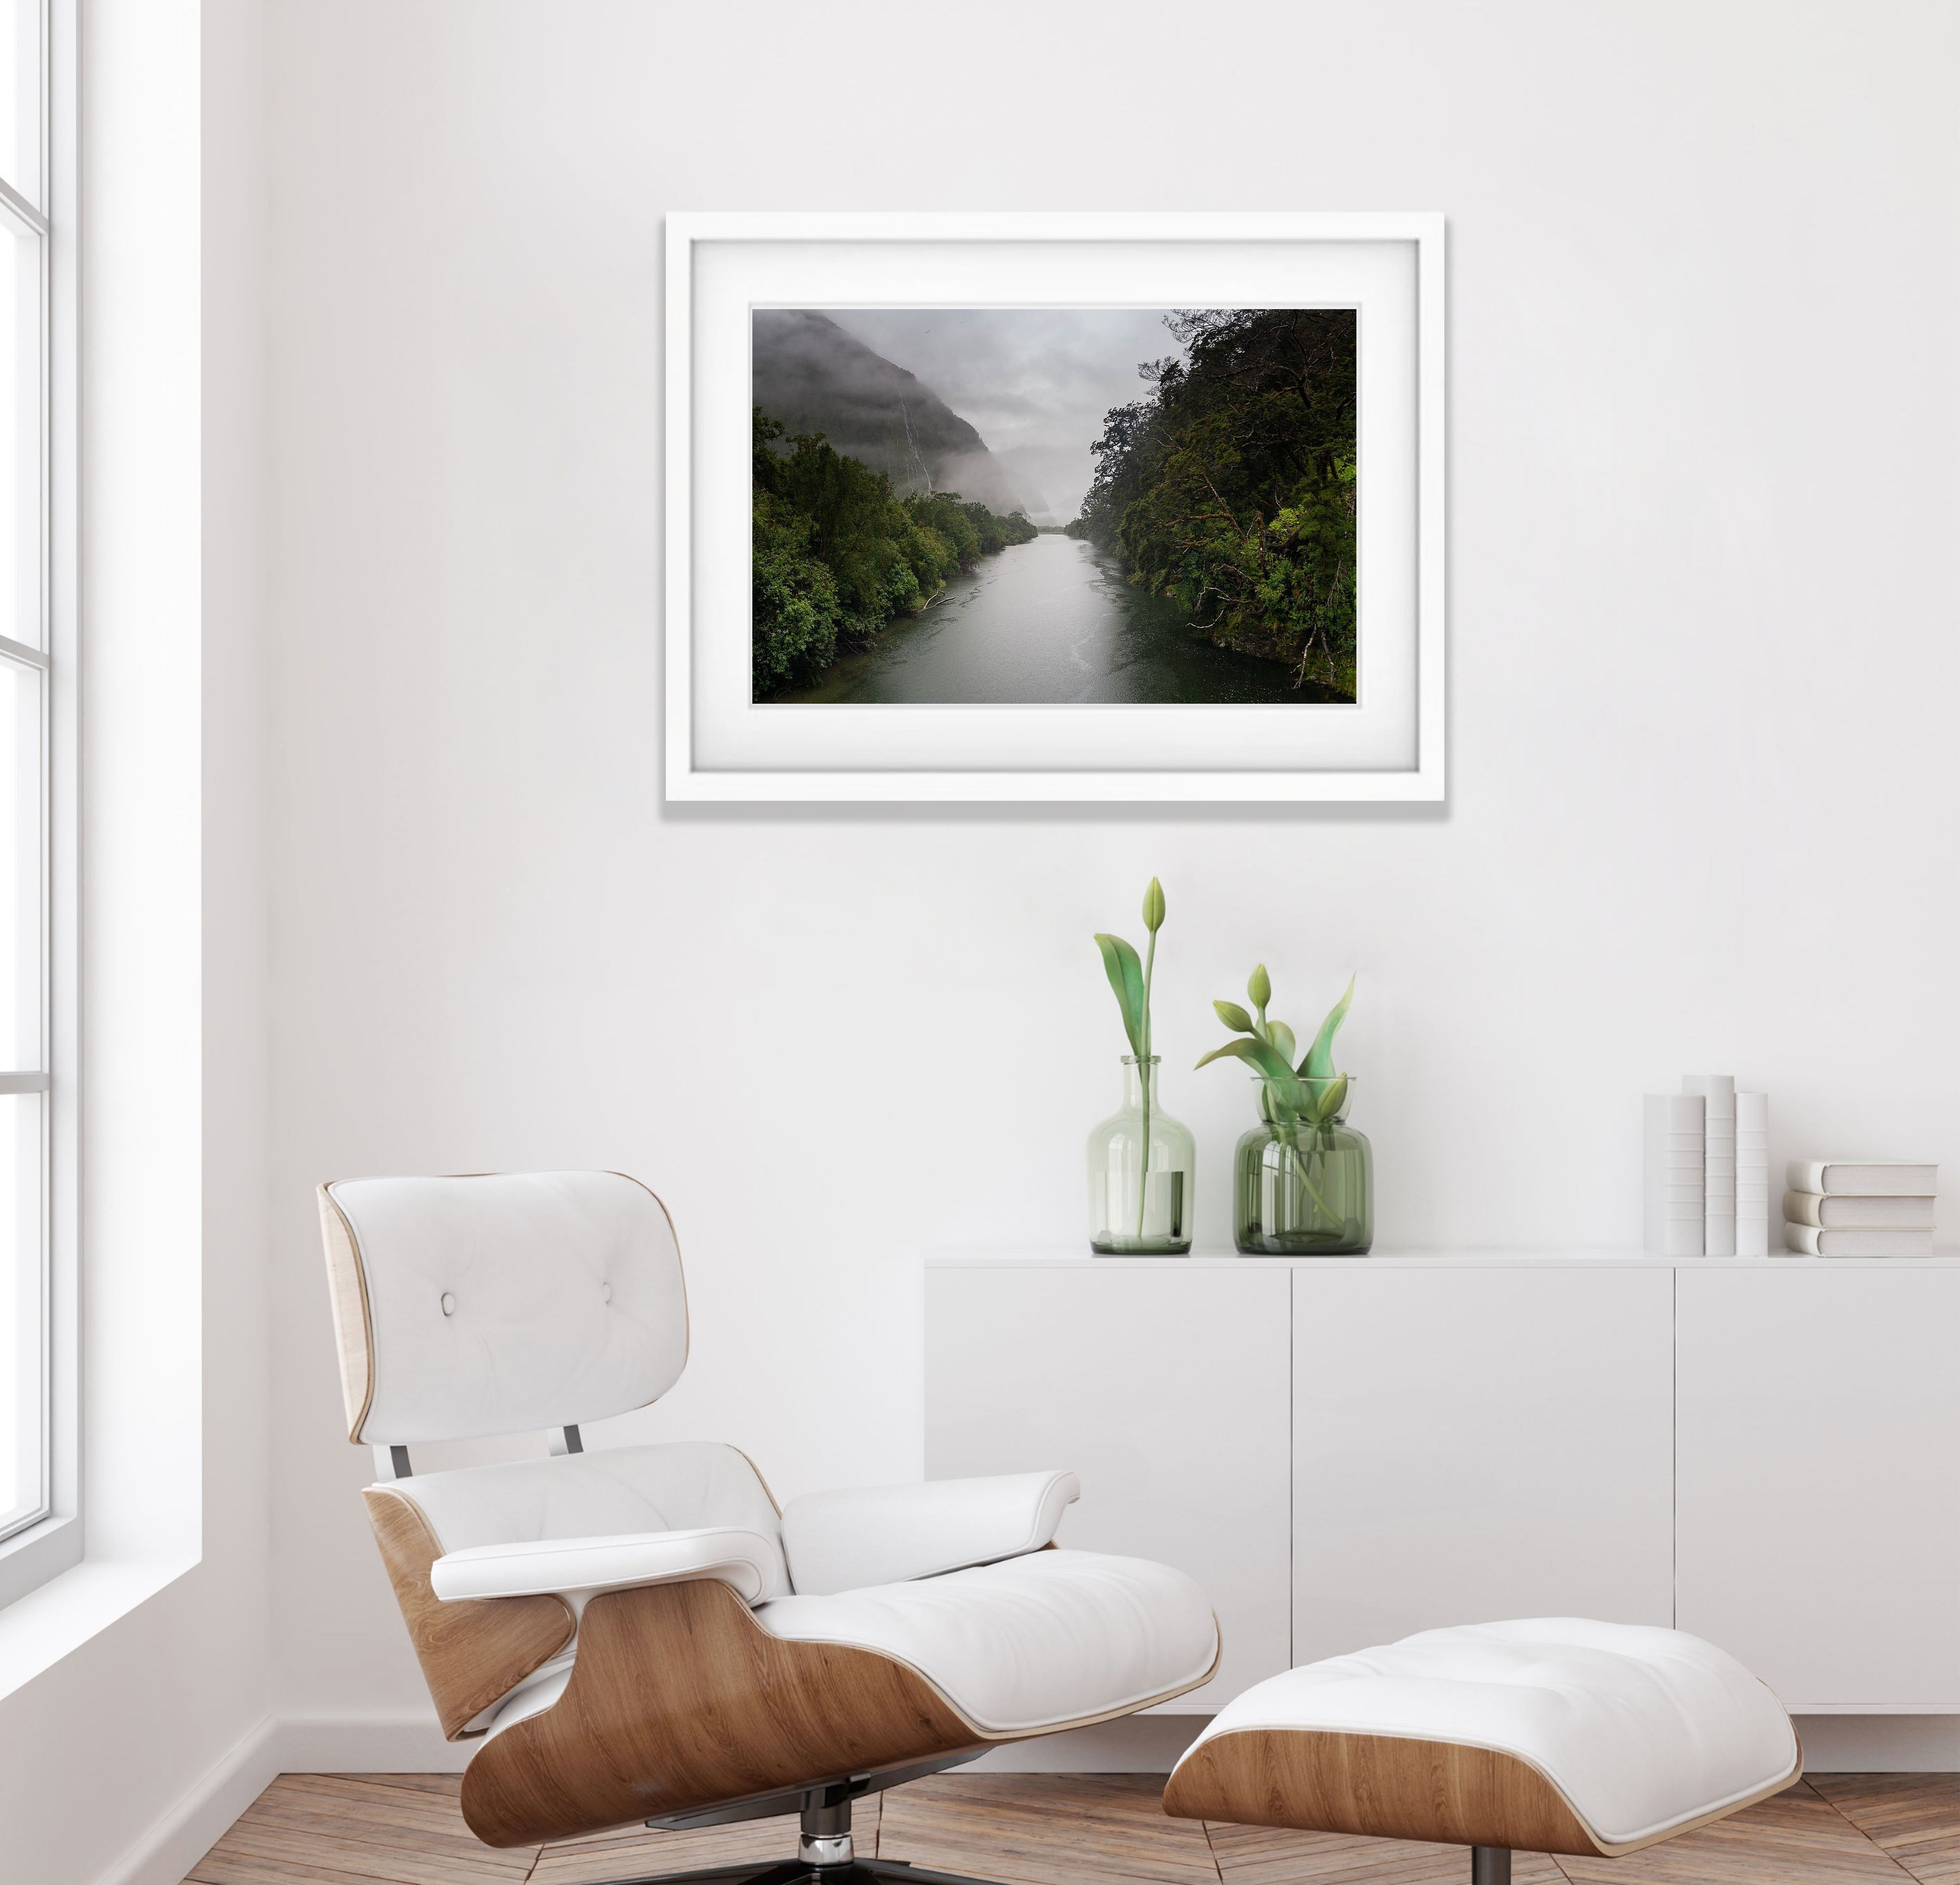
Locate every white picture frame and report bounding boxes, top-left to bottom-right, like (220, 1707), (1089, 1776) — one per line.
(665, 212), (1445, 803)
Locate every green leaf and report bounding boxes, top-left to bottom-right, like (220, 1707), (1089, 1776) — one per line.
(1247, 963), (1271, 1011)
(1308, 1073), (1349, 1123)
(1141, 877), (1166, 933)
(1213, 999), (1254, 1033)
(1093, 932), (1147, 1059)
(1267, 1021), (1297, 1066)
(1302, 974), (1355, 1080)
(1196, 1034), (1297, 1081)
(1195, 1038), (1260, 1071)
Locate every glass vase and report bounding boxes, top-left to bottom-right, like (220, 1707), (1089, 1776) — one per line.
(1087, 1056), (1195, 1255)
(1234, 1075), (1373, 1256)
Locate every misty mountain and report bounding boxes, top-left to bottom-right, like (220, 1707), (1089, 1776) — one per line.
(991, 448), (1060, 528)
(752, 310), (1030, 518)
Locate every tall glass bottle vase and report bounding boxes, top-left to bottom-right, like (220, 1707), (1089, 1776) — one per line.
(1234, 1075), (1373, 1255)
(1087, 1056), (1195, 1255)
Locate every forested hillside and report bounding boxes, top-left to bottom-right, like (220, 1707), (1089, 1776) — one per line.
(1067, 310), (1358, 695)
(752, 312), (1032, 518)
(752, 412), (1037, 697)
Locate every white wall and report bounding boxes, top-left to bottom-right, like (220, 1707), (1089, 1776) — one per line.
(259, 0), (1958, 1755)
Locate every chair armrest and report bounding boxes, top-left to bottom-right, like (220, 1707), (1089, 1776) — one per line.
(780, 1470), (1081, 1596)
(430, 1526), (782, 1605)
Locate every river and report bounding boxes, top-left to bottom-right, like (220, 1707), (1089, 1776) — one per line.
(772, 534), (1343, 705)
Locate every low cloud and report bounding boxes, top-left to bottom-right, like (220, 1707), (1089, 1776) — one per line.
(827, 308), (1184, 520)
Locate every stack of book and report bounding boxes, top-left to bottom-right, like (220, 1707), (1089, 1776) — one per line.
(1735, 1091), (1769, 1255)
(1643, 1093), (1704, 1257)
(1642, 1077), (1771, 1257)
(1783, 1162), (1938, 1257)
(1687, 1076), (1736, 1254)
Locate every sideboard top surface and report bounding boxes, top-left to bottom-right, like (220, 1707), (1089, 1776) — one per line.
(925, 1248), (1960, 1269)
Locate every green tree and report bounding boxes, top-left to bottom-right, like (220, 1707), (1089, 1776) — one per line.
(1070, 311), (1358, 693)
(752, 488), (843, 694)
(751, 408), (1037, 695)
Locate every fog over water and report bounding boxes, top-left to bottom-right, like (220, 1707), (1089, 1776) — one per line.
(826, 309), (1185, 522)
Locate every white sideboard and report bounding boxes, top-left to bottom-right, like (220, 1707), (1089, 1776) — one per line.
(1675, 1264), (1960, 1708)
(923, 1254), (1960, 1717)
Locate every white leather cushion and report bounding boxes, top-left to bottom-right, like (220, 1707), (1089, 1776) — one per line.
(781, 1471), (1081, 1596)
(329, 1171), (688, 1444)
(1176, 1619), (1799, 1850)
(754, 1547), (1217, 1735)
(394, 1441), (790, 1599)
(433, 1526), (783, 1605)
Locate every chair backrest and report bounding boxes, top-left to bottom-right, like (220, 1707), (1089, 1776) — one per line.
(319, 1170), (689, 1445)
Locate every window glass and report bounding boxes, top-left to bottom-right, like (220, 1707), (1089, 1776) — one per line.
(0, 655), (39, 1072)
(0, 2), (40, 208)
(0, 0), (45, 1554)
(0, 221), (38, 650)
(0, 1091), (43, 1534)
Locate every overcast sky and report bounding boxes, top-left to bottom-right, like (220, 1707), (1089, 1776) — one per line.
(827, 308), (1185, 522)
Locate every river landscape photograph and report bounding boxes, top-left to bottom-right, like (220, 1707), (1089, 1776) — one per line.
(751, 305), (1358, 707)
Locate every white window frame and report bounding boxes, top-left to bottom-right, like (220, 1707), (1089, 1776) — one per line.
(0, 0), (77, 1608)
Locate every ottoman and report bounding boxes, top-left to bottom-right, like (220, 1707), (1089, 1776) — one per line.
(1163, 1619), (1801, 1884)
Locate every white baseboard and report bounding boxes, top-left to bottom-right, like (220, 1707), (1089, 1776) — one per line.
(966, 1713), (1207, 1772)
(89, 1704), (1960, 1885)
(86, 1713), (457, 1885)
(92, 1714), (279, 1885)
(271, 1708), (1205, 1778)
(1792, 1713), (1960, 1771)
(271, 1707), (1201, 1777)
(970, 1711), (1960, 1776)
(273, 1709), (469, 1774)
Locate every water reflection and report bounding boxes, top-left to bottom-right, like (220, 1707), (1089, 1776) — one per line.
(770, 534), (1343, 706)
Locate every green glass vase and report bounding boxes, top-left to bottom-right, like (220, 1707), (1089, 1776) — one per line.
(1234, 1075), (1372, 1256)
(1087, 1056), (1195, 1255)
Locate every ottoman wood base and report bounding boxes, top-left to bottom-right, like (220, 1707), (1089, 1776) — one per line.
(1164, 1729), (1600, 1855)
(1163, 1724), (1801, 1858)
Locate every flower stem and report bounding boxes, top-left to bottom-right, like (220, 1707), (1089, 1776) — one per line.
(1136, 930), (1156, 1240)
(1283, 1116), (1333, 1224)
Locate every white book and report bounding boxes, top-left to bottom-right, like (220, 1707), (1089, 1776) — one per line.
(1686, 1077), (1736, 1256)
(1787, 1159), (1938, 1197)
(1784, 1190), (1935, 1230)
(1645, 1094), (1704, 1256)
(1784, 1222), (1935, 1258)
(1735, 1092), (1769, 1256)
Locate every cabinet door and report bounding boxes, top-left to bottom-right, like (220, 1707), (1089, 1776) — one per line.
(1294, 1265), (1675, 1663)
(1676, 1265), (1960, 1708)
(925, 1262), (1293, 1709)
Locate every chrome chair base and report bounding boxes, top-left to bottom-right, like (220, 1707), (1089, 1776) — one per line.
(592, 1863), (1006, 1884)
(594, 1760), (1007, 1885)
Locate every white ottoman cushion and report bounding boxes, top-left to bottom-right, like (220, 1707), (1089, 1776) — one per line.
(1166, 1618), (1800, 1855)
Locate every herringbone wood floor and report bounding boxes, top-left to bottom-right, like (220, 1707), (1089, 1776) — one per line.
(181, 1772), (1960, 1885)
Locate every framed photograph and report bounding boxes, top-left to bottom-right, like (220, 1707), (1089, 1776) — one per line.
(665, 213), (1444, 802)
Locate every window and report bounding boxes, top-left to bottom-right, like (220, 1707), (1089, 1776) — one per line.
(0, 0), (58, 1563)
